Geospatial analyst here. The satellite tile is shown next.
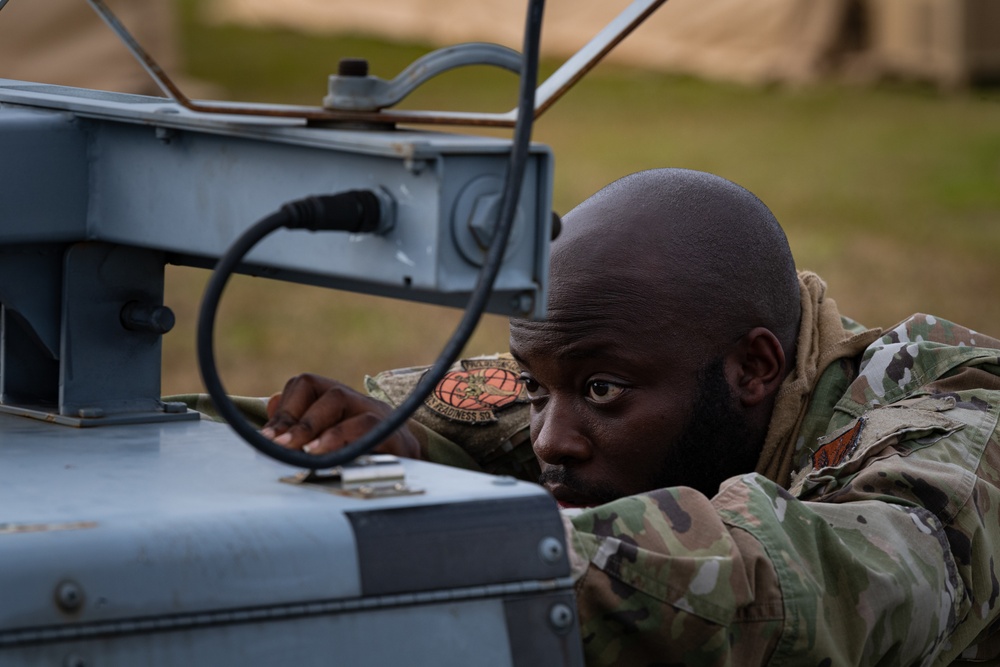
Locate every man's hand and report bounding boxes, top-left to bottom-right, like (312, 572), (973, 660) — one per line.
(262, 374), (422, 459)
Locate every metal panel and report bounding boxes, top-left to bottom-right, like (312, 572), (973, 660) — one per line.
(59, 243), (168, 416)
(2, 598), (519, 666)
(347, 495), (566, 596)
(0, 105), (88, 242)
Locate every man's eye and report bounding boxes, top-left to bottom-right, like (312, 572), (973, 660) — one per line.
(586, 380), (624, 403)
(519, 374), (541, 395)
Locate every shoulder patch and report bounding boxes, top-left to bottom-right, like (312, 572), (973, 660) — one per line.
(424, 357), (527, 425)
(812, 417), (866, 470)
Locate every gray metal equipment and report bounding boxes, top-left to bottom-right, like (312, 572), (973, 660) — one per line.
(0, 0), (666, 664)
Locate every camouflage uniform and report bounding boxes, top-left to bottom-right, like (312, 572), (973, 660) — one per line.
(369, 315), (1000, 665)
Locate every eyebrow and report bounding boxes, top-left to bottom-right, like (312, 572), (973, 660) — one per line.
(510, 339), (633, 365)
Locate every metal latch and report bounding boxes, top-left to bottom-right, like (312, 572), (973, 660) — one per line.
(281, 454), (424, 499)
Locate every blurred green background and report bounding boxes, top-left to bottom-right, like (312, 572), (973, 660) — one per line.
(162, 0), (1000, 397)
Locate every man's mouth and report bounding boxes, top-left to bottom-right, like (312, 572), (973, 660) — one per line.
(545, 482), (594, 510)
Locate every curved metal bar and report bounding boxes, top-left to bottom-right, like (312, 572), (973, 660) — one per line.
(325, 43), (522, 111)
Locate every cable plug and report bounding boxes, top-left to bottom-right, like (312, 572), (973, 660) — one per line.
(280, 189), (395, 234)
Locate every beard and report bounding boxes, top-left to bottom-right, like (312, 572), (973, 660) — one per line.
(538, 355), (758, 503)
(653, 355), (758, 497)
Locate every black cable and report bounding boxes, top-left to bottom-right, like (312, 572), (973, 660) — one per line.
(197, 0), (546, 470)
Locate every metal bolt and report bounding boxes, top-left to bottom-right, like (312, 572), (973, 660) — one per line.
(77, 408), (105, 419)
(121, 301), (176, 335)
(55, 580), (84, 613)
(538, 536), (564, 564)
(548, 603), (574, 632)
(161, 401), (187, 414)
(338, 58), (370, 77)
(467, 193), (502, 249)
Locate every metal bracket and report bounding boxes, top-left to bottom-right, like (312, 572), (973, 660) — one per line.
(281, 454), (424, 499)
(324, 43), (522, 111)
(0, 242), (196, 426)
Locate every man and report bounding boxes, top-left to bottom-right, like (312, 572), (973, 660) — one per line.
(263, 169), (1000, 665)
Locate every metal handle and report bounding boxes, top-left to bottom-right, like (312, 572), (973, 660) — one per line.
(324, 43), (522, 111)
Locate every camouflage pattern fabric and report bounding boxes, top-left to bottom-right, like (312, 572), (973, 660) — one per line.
(365, 354), (539, 481)
(567, 314), (1000, 665)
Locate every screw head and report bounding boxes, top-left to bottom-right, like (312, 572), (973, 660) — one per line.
(538, 536), (564, 564)
(55, 580), (84, 613)
(548, 602), (574, 632)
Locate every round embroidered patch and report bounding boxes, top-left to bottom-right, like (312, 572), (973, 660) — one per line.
(424, 358), (527, 424)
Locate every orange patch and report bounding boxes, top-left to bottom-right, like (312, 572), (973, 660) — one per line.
(812, 418), (866, 469)
(424, 358), (527, 424)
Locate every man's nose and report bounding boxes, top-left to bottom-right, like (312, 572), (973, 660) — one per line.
(531, 397), (592, 465)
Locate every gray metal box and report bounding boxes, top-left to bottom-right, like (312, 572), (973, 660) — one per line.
(0, 415), (582, 665)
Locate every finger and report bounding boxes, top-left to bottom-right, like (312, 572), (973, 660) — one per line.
(263, 374), (336, 435)
(275, 383), (382, 450)
(261, 393), (284, 439)
(303, 411), (419, 458)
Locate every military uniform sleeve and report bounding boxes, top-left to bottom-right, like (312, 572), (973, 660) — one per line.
(566, 390), (1000, 666)
(364, 354), (538, 481)
(565, 473), (970, 666)
(163, 393), (270, 426)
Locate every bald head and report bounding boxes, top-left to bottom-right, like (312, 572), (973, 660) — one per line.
(551, 168), (800, 360)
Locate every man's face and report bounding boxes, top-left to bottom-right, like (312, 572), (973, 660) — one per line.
(509, 281), (749, 508)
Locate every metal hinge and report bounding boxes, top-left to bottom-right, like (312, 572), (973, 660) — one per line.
(280, 454), (423, 499)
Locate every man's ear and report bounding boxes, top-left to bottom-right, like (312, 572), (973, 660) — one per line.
(726, 327), (786, 408)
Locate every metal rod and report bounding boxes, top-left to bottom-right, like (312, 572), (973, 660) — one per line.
(530, 0), (668, 117)
(85, 0), (192, 103)
(83, 0), (668, 127)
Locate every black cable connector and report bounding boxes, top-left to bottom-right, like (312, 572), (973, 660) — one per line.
(280, 191), (384, 233)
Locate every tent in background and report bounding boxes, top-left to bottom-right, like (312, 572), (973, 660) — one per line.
(2, 0), (995, 94)
(205, 0), (1000, 88)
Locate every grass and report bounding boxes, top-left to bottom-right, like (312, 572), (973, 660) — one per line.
(162, 1), (1000, 397)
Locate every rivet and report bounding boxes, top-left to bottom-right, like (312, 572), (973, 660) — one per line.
(538, 536), (564, 564)
(55, 580), (84, 613)
(548, 602), (574, 632)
